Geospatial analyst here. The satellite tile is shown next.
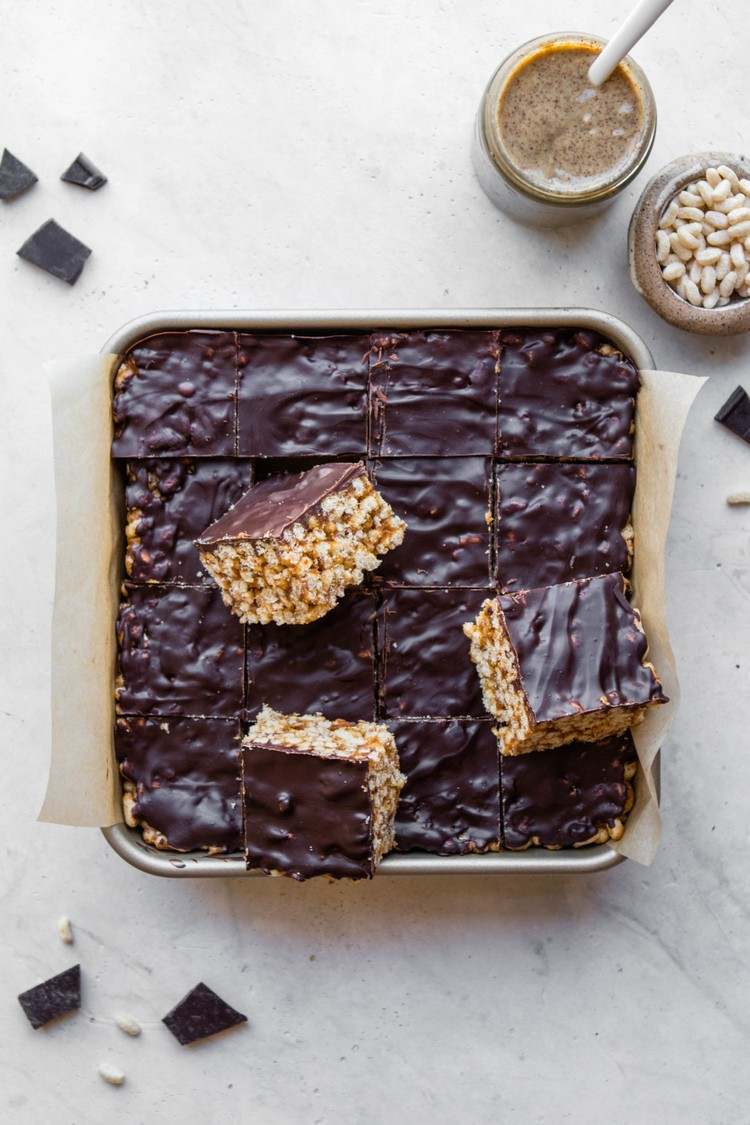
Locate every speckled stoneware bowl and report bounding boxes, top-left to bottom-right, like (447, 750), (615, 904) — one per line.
(629, 151), (750, 335)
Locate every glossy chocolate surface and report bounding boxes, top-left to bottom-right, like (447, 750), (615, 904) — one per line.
(392, 721), (500, 854)
(237, 334), (369, 456)
(112, 331), (237, 457)
(373, 457), (492, 586)
(162, 982), (247, 1045)
(243, 745), (373, 879)
(125, 459), (252, 583)
(368, 329), (500, 455)
(198, 461), (364, 544)
(17, 965), (81, 1029)
(246, 593), (375, 721)
(501, 733), (637, 848)
(378, 587), (489, 718)
(498, 329), (639, 460)
(115, 716), (242, 851)
(715, 385), (750, 444)
(496, 461), (635, 591)
(116, 585), (244, 716)
(500, 573), (666, 723)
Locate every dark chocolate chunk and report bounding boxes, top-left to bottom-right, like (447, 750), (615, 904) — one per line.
(715, 385), (750, 445)
(392, 721), (500, 854)
(500, 573), (667, 725)
(124, 460), (252, 584)
(0, 148), (37, 200)
(115, 716), (242, 852)
(498, 329), (639, 460)
(237, 334), (368, 457)
(162, 982), (247, 1045)
(496, 462), (635, 591)
(60, 152), (107, 190)
(246, 593), (375, 721)
(197, 461), (365, 545)
(116, 585), (244, 717)
(501, 733), (637, 848)
(17, 219), (91, 285)
(242, 744), (373, 879)
(377, 587), (489, 718)
(368, 329), (500, 456)
(18, 965), (81, 1029)
(373, 457), (492, 586)
(112, 331), (237, 457)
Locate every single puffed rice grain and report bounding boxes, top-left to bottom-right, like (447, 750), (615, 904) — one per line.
(727, 491), (750, 505)
(689, 260), (702, 284)
(659, 200), (679, 228)
(730, 242), (747, 268)
(718, 295), (731, 306)
(656, 229), (671, 262)
(98, 1063), (125, 1086)
(708, 229), (731, 246)
(669, 234), (693, 261)
(57, 916), (73, 944)
(734, 261), (749, 287)
(700, 266), (717, 294)
(728, 220), (750, 240)
(716, 252), (732, 280)
(718, 165), (740, 189)
(704, 210), (729, 228)
(727, 207), (750, 225)
(698, 180), (715, 206)
(720, 271), (738, 297)
(715, 194), (746, 213)
(705, 168), (721, 187)
(115, 1014), (142, 1037)
(703, 290), (720, 309)
(676, 206), (705, 222)
(677, 224), (701, 249)
(684, 278), (703, 305)
(740, 179), (750, 195)
(712, 178), (733, 202)
(679, 190), (702, 207)
(695, 246), (722, 265)
(662, 261), (685, 281)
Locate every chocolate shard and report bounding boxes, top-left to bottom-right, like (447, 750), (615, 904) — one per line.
(0, 148), (37, 200)
(17, 219), (91, 285)
(18, 964), (81, 1029)
(162, 982), (247, 1045)
(60, 152), (107, 190)
(715, 386), (750, 445)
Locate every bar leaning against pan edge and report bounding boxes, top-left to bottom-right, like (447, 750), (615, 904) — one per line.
(97, 308), (666, 878)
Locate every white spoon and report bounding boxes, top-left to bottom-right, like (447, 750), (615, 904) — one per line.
(588, 0), (675, 87)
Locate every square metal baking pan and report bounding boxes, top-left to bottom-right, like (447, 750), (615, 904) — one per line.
(101, 306), (656, 878)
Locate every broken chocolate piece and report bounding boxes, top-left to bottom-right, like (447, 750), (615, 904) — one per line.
(60, 152), (107, 190)
(715, 386), (750, 446)
(162, 982), (247, 1045)
(18, 964), (81, 1029)
(0, 148), (37, 200)
(17, 219), (91, 285)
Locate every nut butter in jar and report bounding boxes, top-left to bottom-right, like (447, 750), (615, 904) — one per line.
(472, 33), (656, 226)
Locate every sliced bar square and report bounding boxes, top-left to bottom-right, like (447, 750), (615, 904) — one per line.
(390, 720), (500, 855)
(196, 461), (405, 625)
(464, 573), (667, 756)
(498, 329), (639, 460)
(242, 707), (405, 880)
(124, 459), (252, 585)
(115, 716), (243, 853)
(496, 461), (635, 591)
(501, 733), (637, 849)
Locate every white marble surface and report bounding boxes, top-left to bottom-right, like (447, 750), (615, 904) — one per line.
(2, 2), (749, 1121)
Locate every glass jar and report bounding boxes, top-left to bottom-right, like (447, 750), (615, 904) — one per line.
(472, 32), (657, 227)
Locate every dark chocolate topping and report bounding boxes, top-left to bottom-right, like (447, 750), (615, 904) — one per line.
(715, 385), (750, 444)
(373, 457), (492, 586)
(197, 461), (366, 544)
(116, 585), (244, 717)
(378, 587), (489, 719)
(0, 148), (38, 200)
(498, 329), (639, 460)
(392, 721), (500, 855)
(112, 331), (237, 457)
(368, 329), (500, 456)
(18, 965), (81, 1029)
(60, 152), (107, 190)
(500, 573), (667, 723)
(501, 732), (637, 848)
(246, 593), (375, 721)
(237, 334), (369, 456)
(115, 716), (242, 852)
(242, 745), (373, 880)
(496, 461), (635, 591)
(17, 219), (91, 285)
(125, 459), (252, 584)
(162, 982), (247, 1045)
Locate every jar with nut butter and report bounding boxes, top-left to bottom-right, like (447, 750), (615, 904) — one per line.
(472, 33), (657, 226)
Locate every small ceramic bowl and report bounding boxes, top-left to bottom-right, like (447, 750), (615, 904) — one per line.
(629, 151), (750, 336)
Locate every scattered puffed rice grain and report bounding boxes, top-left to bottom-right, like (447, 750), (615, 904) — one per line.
(678, 190), (702, 207)
(115, 1014), (142, 1037)
(705, 210), (729, 228)
(715, 252), (732, 280)
(703, 290), (720, 309)
(676, 206), (704, 222)
(728, 220), (750, 240)
(708, 229), (731, 246)
(57, 916), (73, 944)
(662, 261), (685, 281)
(656, 229), (671, 262)
(717, 165), (740, 189)
(695, 246), (722, 265)
(727, 207), (750, 225)
(713, 178), (733, 203)
(700, 266), (717, 294)
(684, 278), (703, 305)
(715, 194), (746, 214)
(730, 242), (747, 268)
(705, 168), (721, 187)
(727, 491), (750, 504)
(98, 1063), (125, 1086)
(659, 200), (679, 228)
(698, 180), (715, 206)
(720, 271), (738, 297)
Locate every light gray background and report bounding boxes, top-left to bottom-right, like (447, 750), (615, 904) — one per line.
(1, 2), (748, 1122)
